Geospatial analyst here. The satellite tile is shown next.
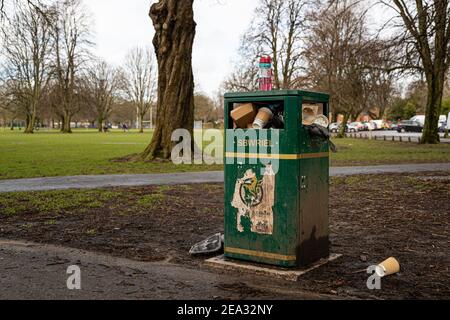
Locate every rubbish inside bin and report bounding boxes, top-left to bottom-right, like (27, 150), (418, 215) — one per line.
(303, 104), (319, 116)
(305, 123), (338, 153)
(253, 107), (274, 129)
(302, 106), (319, 126)
(313, 115), (330, 128)
(271, 113), (285, 129)
(189, 233), (224, 255)
(231, 103), (257, 129)
(305, 123), (330, 139)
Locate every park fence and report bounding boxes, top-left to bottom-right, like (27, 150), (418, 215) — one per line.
(332, 132), (421, 143)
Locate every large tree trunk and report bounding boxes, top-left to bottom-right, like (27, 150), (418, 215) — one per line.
(140, 0), (196, 160)
(24, 113), (35, 134)
(98, 118), (104, 133)
(336, 113), (349, 139)
(139, 115), (144, 134)
(24, 103), (36, 134)
(61, 112), (72, 134)
(421, 73), (445, 144)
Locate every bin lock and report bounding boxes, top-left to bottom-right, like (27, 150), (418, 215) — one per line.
(300, 176), (308, 190)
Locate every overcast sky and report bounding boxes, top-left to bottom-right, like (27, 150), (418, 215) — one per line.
(84, 0), (259, 97)
(84, 1), (391, 97)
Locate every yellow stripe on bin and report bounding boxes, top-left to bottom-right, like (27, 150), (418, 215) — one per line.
(225, 247), (297, 261)
(225, 152), (329, 160)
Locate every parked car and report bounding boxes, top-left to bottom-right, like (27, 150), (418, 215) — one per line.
(439, 122), (449, 133)
(397, 120), (423, 133)
(361, 121), (375, 131)
(346, 122), (362, 133)
(354, 122), (365, 131)
(389, 123), (399, 131)
(329, 122), (341, 133)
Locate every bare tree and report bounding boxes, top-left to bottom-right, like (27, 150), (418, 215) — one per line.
(0, 0), (44, 19)
(225, 0), (308, 91)
(305, 0), (394, 137)
(194, 93), (217, 123)
(1, 1), (53, 133)
(0, 82), (15, 128)
(85, 60), (122, 132)
(223, 60), (259, 92)
(51, 0), (92, 133)
(123, 46), (156, 133)
(366, 49), (397, 120)
(381, 0), (450, 144)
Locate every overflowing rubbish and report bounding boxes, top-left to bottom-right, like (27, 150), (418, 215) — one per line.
(375, 257), (401, 277)
(313, 115), (330, 128)
(229, 101), (337, 154)
(302, 105), (319, 125)
(231, 103), (284, 129)
(189, 233), (224, 256)
(230, 72), (336, 151)
(231, 103), (257, 129)
(253, 107), (274, 129)
(302, 105), (329, 127)
(301, 105), (337, 152)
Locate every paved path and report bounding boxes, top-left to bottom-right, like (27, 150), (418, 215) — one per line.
(0, 163), (449, 193)
(0, 240), (333, 300)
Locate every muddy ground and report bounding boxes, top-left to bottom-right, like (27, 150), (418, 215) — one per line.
(0, 172), (449, 299)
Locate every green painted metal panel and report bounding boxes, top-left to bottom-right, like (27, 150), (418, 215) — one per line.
(224, 90), (330, 267)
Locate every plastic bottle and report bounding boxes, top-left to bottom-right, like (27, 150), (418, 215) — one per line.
(258, 56), (273, 91)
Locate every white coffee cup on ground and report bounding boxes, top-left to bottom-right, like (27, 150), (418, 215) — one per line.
(375, 257), (400, 277)
(253, 107), (274, 129)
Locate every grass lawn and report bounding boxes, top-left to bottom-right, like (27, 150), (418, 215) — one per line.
(331, 138), (450, 166)
(0, 129), (220, 180)
(0, 128), (449, 180)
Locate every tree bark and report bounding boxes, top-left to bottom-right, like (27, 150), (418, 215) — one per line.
(98, 118), (104, 133)
(24, 112), (35, 134)
(61, 112), (72, 134)
(337, 113), (349, 139)
(421, 72), (445, 144)
(140, 0), (196, 160)
(24, 102), (37, 134)
(139, 115), (144, 134)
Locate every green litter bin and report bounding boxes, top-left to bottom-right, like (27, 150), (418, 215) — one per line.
(224, 90), (330, 267)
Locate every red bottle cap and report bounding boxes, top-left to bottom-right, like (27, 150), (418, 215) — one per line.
(260, 56), (271, 64)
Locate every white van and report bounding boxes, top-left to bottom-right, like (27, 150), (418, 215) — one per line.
(410, 115), (425, 126)
(370, 120), (385, 130)
(410, 115), (447, 126)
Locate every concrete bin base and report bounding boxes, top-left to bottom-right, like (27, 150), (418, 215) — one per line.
(205, 253), (342, 282)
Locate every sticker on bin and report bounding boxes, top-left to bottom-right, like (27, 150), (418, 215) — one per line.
(231, 164), (275, 235)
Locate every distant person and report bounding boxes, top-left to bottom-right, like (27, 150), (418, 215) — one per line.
(122, 123), (128, 132)
(103, 124), (109, 133)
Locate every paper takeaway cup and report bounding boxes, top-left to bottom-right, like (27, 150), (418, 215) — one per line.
(253, 107), (274, 129)
(302, 106), (317, 126)
(375, 257), (400, 277)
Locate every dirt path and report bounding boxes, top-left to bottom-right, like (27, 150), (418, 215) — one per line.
(0, 163), (449, 193)
(0, 240), (333, 300)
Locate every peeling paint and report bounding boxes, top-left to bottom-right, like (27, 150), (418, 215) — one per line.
(231, 165), (275, 235)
